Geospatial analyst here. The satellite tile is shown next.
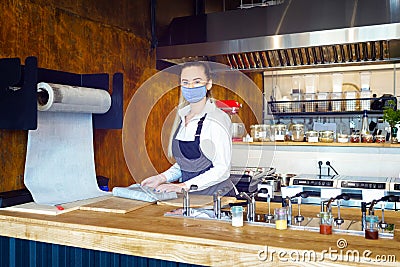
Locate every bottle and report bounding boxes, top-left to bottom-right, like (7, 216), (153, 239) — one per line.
(360, 110), (370, 137)
(365, 215), (379, 240)
(319, 211), (333, 235)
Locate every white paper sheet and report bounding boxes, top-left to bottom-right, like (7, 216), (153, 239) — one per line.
(24, 83), (112, 205)
(24, 111), (109, 205)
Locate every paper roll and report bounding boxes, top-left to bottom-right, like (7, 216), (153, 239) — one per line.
(37, 82), (111, 114)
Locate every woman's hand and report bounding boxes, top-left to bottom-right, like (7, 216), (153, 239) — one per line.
(141, 174), (167, 188)
(156, 182), (188, 193)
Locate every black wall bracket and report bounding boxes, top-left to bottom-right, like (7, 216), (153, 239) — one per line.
(0, 56), (123, 130)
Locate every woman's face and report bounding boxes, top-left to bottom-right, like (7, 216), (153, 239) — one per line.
(180, 65), (212, 90)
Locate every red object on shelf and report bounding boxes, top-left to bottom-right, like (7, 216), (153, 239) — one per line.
(215, 100), (242, 115)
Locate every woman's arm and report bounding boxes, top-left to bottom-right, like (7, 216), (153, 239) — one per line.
(161, 163), (182, 183)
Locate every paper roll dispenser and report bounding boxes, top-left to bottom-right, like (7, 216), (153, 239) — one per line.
(0, 56), (123, 129)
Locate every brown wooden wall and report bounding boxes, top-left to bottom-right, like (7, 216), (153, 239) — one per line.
(0, 0), (263, 193)
(0, 0), (155, 191)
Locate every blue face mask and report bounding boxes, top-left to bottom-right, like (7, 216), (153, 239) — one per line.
(181, 85), (207, 103)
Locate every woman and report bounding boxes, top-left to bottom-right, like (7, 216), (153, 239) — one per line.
(141, 61), (233, 195)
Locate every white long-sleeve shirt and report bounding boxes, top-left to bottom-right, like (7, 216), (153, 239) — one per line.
(162, 99), (232, 191)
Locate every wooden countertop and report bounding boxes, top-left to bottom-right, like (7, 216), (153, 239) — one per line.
(0, 199), (399, 266)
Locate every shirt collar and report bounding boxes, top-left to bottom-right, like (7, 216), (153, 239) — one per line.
(178, 99), (216, 120)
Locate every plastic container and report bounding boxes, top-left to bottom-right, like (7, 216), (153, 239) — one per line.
(365, 215), (379, 239)
(332, 73), (343, 93)
(231, 206), (244, 227)
(360, 90), (372, 111)
(317, 92), (329, 112)
(304, 74), (317, 94)
(304, 93), (315, 112)
(331, 92), (343, 112)
(360, 71), (371, 91)
(345, 91), (358, 111)
(319, 212), (333, 235)
(290, 93), (302, 112)
(274, 207), (288, 230)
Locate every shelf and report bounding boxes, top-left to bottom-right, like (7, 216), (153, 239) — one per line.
(233, 141), (400, 148)
(267, 96), (396, 117)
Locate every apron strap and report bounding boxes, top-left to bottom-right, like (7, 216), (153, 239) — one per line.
(194, 114), (207, 139)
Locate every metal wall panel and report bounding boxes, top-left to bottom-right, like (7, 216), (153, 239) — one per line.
(0, 237), (201, 267)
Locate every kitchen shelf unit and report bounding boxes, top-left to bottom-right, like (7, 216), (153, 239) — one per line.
(233, 141), (400, 148)
(260, 63), (399, 147)
(267, 96), (396, 118)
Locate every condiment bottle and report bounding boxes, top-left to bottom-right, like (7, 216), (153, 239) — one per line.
(365, 215), (379, 240)
(361, 110), (370, 136)
(274, 207), (288, 230)
(231, 206), (244, 227)
(319, 211), (333, 235)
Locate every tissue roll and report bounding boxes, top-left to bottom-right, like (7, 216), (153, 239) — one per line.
(37, 82), (111, 114)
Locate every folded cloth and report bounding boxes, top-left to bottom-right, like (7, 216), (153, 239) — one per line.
(112, 184), (177, 202)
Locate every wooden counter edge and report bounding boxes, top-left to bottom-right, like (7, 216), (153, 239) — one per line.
(0, 207), (399, 266)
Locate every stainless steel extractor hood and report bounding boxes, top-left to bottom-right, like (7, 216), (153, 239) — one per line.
(156, 0), (400, 70)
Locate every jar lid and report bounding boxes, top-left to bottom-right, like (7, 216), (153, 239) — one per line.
(365, 215), (379, 223)
(291, 124), (304, 129)
(319, 130), (334, 134)
(272, 124), (287, 129)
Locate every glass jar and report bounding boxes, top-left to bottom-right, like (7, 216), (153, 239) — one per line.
(337, 134), (349, 143)
(274, 207), (288, 230)
(375, 135), (386, 143)
(231, 206), (243, 227)
(319, 212), (333, 235)
(350, 134), (360, 143)
(306, 130), (319, 143)
(319, 130), (334, 143)
(250, 124), (271, 142)
(272, 124), (286, 142)
(365, 215), (379, 239)
(362, 134), (374, 143)
(250, 125), (257, 141)
(291, 124), (304, 142)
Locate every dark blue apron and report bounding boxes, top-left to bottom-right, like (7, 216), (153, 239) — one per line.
(172, 114), (232, 195)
